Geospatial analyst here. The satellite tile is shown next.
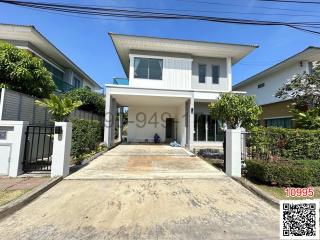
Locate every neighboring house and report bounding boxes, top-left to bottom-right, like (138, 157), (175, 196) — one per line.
(104, 33), (257, 149)
(0, 23), (101, 92)
(233, 47), (320, 128)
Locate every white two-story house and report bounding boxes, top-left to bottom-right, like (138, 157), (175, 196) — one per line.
(104, 33), (257, 149)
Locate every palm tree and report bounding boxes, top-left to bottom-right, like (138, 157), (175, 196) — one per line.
(36, 94), (82, 122)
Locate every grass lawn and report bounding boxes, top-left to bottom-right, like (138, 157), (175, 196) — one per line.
(250, 181), (320, 200)
(0, 190), (29, 206)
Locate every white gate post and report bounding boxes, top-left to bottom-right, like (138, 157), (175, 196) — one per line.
(225, 129), (242, 177)
(0, 121), (29, 177)
(51, 122), (72, 178)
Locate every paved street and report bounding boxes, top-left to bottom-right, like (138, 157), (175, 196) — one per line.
(0, 145), (279, 239)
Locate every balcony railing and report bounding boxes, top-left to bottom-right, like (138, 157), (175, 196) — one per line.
(53, 78), (75, 93)
(113, 78), (129, 85)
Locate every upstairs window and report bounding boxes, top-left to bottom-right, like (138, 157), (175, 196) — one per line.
(134, 57), (163, 80)
(212, 65), (220, 84)
(73, 77), (82, 88)
(258, 83), (265, 89)
(198, 64), (206, 83)
(43, 61), (64, 83)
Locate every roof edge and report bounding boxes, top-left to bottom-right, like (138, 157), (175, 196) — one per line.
(109, 32), (259, 49)
(0, 23), (101, 89)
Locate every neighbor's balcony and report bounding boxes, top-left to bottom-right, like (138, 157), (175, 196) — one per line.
(53, 78), (75, 93)
(113, 78), (129, 85)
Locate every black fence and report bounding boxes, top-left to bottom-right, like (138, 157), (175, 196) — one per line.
(241, 131), (289, 162)
(23, 125), (54, 172)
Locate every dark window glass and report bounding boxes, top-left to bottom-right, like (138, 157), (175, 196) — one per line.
(197, 115), (206, 141)
(43, 61), (64, 83)
(258, 83), (265, 89)
(212, 65), (220, 84)
(208, 115), (216, 141)
(134, 57), (163, 80)
(149, 58), (163, 80)
(265, 118), (292, 128)
(73, 77), (82, 88)
(198, 64), (206, 83)
(216, 120), (225, 141)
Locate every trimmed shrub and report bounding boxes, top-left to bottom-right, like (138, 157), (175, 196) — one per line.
(71, 119), (102, 163)
(65, 88), (105, 115)
(250, 127), (320, 160)
(246, 160), (320, 187)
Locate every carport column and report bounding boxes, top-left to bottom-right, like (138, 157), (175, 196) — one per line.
(118, 107), (123, 142)
(187, 97), (194, 149)
(104, 93), (112, 146)
(225, 129), (242, 177)
(51, 122), (72, 178)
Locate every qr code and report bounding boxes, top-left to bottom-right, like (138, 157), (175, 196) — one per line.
(280, 200), (319, 239)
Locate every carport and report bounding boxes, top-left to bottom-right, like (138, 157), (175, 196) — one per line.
(104, 85), (194, 149)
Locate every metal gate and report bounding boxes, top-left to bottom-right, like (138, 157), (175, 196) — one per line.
(23, 125), (54, 172)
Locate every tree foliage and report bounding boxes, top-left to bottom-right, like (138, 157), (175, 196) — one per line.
(0, 41), (55, 98)
(209, 93), (262, 129)
(65, 88), (105, 115)
(35, 94), (82, 122)
(276, 61), (320, 129)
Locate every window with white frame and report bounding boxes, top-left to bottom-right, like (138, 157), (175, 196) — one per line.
(198, 64), (206, 83)
(212, 65), (220, 84)
(134, 57), (163, 80)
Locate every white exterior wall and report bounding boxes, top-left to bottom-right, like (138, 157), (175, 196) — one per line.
(176, 103), (187, 146)
(191, 57), (230, 91)
(236, 61), (308, 106)
(129, 54), (192, 90)
(127, 105), (177, 143)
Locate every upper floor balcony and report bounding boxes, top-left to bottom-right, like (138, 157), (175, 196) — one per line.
(113, 77), (129, 85)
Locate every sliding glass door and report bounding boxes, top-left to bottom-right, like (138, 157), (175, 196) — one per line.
(194, 114), (223, 142)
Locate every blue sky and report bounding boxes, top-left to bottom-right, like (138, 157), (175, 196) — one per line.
(1, 0), (320, 90)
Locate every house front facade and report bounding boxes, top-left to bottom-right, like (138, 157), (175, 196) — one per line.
(104, 33), (257, 149)
(0, 23), (101, 92)
(233, 46), (320, 128)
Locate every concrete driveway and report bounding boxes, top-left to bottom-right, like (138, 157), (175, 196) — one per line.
(0, 144), (279, 239)
(67, 144), (226, 180)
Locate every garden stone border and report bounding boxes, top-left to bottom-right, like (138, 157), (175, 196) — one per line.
(0, 177), (62, 221)
(233, 177), (279, 209)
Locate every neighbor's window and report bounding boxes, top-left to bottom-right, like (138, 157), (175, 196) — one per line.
(212, 65), (220, 84)
(258, 83), (265, 89)
(198, 64), (206, 83)
(134, 57), (163, 80)
(73, 77), (82, 88)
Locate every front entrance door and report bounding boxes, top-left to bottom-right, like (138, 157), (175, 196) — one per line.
(166, 118), (174, 140)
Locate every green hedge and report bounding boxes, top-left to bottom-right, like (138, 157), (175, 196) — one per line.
(71, 119), (102, 162)
(250, 127), (320, 160)
(246, 160), (320, 187)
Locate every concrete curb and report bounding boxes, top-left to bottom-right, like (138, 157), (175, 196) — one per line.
(0, 177), (62, 221)
(232, 177), (279, 209)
